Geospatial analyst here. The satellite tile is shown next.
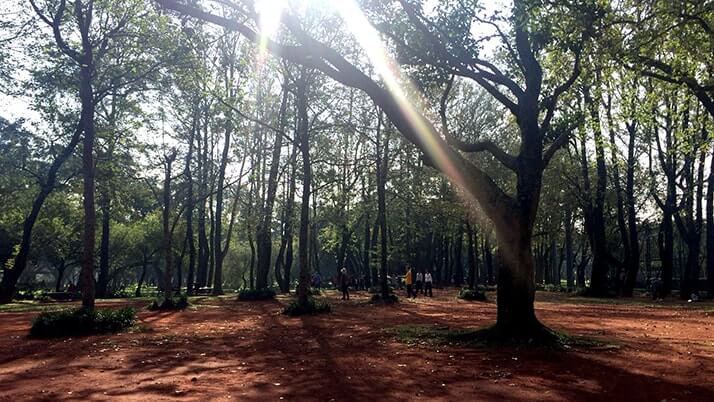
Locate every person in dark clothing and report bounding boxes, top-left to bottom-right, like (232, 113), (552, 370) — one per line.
(424, 271), (433, 297)
(339, 267), (350, 300)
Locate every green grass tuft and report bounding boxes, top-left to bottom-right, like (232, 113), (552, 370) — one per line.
(282, 297), (331, 316)
(238, 288), (277, 301)
(30, 307), (136, 338)
(457, 287), (487, 301)
(388, 324), (614, 349)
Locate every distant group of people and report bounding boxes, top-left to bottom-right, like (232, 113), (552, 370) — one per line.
(328, 264), (435, 301)
(403, 265), (433, 298)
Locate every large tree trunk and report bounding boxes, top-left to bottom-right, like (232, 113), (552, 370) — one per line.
(494, 217), (545, 338)
(78, 59), (97, 311)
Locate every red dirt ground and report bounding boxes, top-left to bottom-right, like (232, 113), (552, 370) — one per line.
(0, 290), (712, 401)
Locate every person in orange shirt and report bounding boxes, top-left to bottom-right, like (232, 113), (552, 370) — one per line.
(404, 265), (414, 298)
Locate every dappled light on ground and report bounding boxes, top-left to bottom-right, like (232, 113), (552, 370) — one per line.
(0, 290), (712, 401)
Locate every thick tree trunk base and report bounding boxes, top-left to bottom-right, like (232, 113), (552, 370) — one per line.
(0, 291), (13, 304)
(486, 319), (558, 345)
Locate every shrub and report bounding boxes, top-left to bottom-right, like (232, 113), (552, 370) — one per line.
(370, 293), (399, 304)
(238, 288), (277, 301)
(457, 287), (487, 301)
(282, 297), (331, 316)
(148, 294), (189, 311)
(368, 285), (395, 294)
(30, 307), (136, 338)
(307, 288), (322, 296)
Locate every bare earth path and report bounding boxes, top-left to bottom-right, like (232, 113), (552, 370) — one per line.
(0, 290), (712, 401)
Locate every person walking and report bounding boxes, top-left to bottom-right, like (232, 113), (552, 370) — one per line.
(415, 270), (423, 296)
(312, 271), (322, 289)
(424, 271), (433, 297)
(339, 267), (350, 300)
(404, 265), (414, 298)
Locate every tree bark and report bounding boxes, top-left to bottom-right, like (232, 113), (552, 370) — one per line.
(296, 69), (311, 306)
(256, 79), (288, 289)
(622, 121), (640, 297)
(97, 189), (111, 298)
(582, 86), (610, 297)
(0, 125), (82, 303)
(162, 151), (177, 303)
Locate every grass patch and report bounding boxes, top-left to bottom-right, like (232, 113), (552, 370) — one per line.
(30, 307), (136, 338)
(238, 288), (277, 301)
(388, 324), (614, 350)
(147, 294), (189, 311)
(457, 287), (487, 301)
(282, 297), (331, 316)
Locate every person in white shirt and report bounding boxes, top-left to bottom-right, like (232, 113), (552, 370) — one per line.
(424, 271), (433, 297)
(415, 271), (423, 296)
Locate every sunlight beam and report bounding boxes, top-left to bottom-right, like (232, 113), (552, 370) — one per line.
(331, 1), (472, 198)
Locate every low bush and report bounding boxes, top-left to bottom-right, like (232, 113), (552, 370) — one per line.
(238, 288), (277, 301)
(536, 283), (569, 293)
(457, 287), (487, 301)
(370, 292), (399, 304)
(282, 297), (331, 316)
(368, 285), (395, 294)
(148, 294), (189, 310)
(307, 288), (322, 296)
(30, 307), (136, 338)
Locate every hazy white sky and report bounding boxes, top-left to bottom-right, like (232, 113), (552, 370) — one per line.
(0, 0), (511, 124)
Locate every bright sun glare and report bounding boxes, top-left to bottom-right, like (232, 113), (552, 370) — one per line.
(253, 0), (471, 200)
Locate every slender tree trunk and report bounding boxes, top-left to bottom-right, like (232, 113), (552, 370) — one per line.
(197, 114), (210, 289)
(162, 151), (177, 303)
(97, 190), (110, 298)
(257, 80), (288, 290)
(185, 119), (197, 295)
(454, 224), (464, 286)
(0, 120), (81, 302)
(296, 70), (311, 306)
(466, 222), (477, 289)
(622, 121), (640, 297)
(606, 97), (630, 294)
(213, 112), (232, 295)
(136, 254), (148, 298)
(565, 207), (574, 290)
(707, 140), (714, 298)
(582, 86), (610, 297)
(376, 113), (390, 299)
(55, 260), (66, 292)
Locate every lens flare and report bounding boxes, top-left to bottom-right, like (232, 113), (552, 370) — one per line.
(331, 1), (472, 200)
